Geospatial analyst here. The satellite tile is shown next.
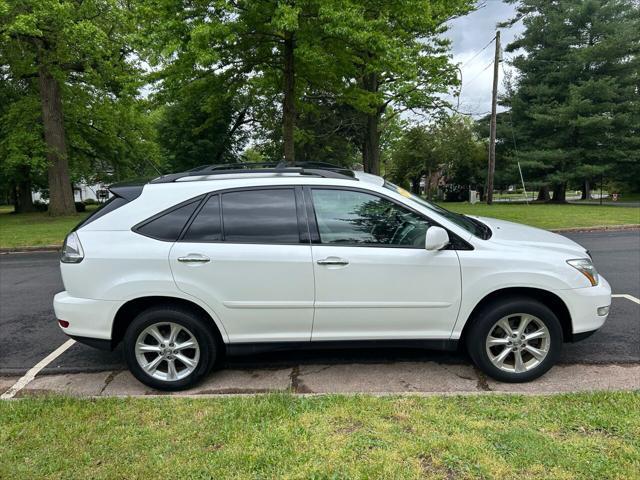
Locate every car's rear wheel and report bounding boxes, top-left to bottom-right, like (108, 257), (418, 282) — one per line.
(466, 297), (563, 382)
(124, 305), (217, 390)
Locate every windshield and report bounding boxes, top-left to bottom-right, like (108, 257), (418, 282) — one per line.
(383, 181), (491, 239)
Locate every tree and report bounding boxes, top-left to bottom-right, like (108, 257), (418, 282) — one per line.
(502, 0), (640, 201)
(0, 69), (45, 212)
(437, 115), (486, 195)
(154, 76), (250, 171)
(141, 0), (358, 165)
(1, 0), (155, 214)
(334, 0), (474, 174)
(389, 115), (485, 200)
(389, 125), (438, 194)
(142, 1), (472, 170)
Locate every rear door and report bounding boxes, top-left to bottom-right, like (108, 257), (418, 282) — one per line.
(169, 187), (315, 343)
(306, 187), (462, 341)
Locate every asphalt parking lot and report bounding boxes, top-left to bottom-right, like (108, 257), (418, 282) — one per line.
(1, 229), (638, 396)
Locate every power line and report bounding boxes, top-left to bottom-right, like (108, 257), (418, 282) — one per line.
(462, 60), (494, 87)
(461, 36), (496, 69)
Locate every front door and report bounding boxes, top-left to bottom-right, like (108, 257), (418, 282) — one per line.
(307, 187), (462, 341)
(170, 187), (314, 343)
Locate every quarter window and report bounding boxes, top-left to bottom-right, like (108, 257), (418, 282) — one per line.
(221, 189), (300, 243)
(311, 189), (431, 247)
(136, 199), (200, 241)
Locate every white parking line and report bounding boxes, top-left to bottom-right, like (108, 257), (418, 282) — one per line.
(612, 294), (640, 305)
(1, 339), (76, 400)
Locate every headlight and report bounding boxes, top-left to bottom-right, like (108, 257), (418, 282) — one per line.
(567, 258), (598, 286)
(61, 232), (84, 264)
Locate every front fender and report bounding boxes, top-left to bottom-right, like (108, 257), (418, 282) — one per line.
(450, 249), (580, 338)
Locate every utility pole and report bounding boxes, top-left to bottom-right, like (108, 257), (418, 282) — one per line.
(486, 30), (500, 205)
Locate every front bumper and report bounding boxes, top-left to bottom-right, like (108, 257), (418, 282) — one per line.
(555, 275), (612, 336)
(53, 292), (120, 341)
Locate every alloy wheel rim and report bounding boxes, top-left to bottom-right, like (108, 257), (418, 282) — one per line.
(135, 322), (200, 382)
(485, 313), (550, 374)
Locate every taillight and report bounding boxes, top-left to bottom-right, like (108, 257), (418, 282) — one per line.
(58, 320), (70, 328)
(61, 232), (84, 263)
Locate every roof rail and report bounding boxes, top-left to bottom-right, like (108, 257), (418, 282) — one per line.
(149, 162), (357, 184)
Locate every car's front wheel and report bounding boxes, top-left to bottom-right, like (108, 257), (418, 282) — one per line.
(123, 305), (217, 390)
(466, 297), (563, 382)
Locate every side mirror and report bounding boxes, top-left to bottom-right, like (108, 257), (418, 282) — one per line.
(425, 226), (449, 251)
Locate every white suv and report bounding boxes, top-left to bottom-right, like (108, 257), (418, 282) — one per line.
(54, 164), (611, 390)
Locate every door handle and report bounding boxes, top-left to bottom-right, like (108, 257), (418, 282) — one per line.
(317, 257), (349, 266)
(178, 254), (210, 263)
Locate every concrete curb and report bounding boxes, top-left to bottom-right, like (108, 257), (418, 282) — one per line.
(2, 363), (639, 399)
(551, 224), (640, 233)
(0, 245), (60, 254)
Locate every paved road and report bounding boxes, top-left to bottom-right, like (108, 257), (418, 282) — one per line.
(0, 230), (638, 376)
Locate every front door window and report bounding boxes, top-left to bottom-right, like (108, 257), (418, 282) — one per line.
(311, 189), (431, 247)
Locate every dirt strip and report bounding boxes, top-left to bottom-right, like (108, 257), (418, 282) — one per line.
(2, 362), (638, 399)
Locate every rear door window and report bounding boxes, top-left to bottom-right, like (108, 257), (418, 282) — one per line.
(221, 188), (300, 244)
(182, 195), (222, 242)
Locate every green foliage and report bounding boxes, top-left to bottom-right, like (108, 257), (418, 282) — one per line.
(140, 0), (471, 169)
(502, 0), (640, 194)
(390, 115), (485, 197)
(0, 0), (161, 196)
(336, 0), (472, 115)
(154, 76), (250, 171)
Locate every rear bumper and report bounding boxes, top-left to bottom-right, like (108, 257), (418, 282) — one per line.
(53, 292), (119, 342)
(555, 276), (612, 336)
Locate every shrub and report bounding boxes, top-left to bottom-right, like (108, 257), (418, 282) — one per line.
(83, 198), (98, 205)
(75, 202), (86, 213)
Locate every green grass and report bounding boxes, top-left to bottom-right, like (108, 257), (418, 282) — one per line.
(442, 203), (640, 230)
(0, 202), (638, 249)
(1, 392), (638, 479)
(0, 205), (93, 249)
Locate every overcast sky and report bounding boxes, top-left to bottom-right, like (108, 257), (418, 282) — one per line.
(442, 0), (524, 118)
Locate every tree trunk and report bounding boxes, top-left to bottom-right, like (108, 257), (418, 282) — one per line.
(551, 182), (567, 203)
(537, 185), (550, 202)
(215, 107), (249, 164)
(362, 113), (381, 175)
(426, 168), (433, 200)
(361, 72), (381, 175)
(14, 178), (37, 213)
(38, 67), (75, 216)
(581, 180), (591, 200)
(282, 31), (295, 165)
(411, 176), (421, 194)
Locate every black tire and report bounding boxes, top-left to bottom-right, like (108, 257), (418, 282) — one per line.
(123, 305), (217, 391)
(466, 297), (563, 383)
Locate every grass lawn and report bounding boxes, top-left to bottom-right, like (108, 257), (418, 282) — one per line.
(0, 202), (638, 249)
(442, 203), (640, 230)
(0, 205), (93, 249)
(1, 392), (638, 479)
